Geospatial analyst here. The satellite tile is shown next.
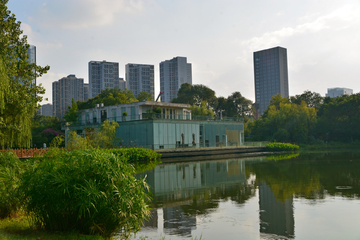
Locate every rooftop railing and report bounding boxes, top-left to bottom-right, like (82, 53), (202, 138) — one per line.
(63, 113), (243, 128)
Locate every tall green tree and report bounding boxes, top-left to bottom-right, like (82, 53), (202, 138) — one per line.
(226, 92), (254, 119)
(172, 83), (218, 110)
(0, 0), (50, 148)
(64, 98), (79, 123)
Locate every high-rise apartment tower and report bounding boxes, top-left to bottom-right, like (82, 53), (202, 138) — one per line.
(253, 46), (289, 117)
(126, 64), (154, 100)
(52, 74), (85, 120)
(325, 88), (353, 98)
(160, 56), (192, 102)
(88, 60), (119, 98)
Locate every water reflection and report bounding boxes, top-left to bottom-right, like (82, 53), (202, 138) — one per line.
(259, 182), (294, 239)
(140, 159), (254, 237)
(137, 151), (360, 239)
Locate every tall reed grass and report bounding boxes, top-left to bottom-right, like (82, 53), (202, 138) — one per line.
(20, 148), (151, 239)
(0, 152), (23, 219)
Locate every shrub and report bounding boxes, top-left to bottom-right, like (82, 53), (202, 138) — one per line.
(108, 148), (161, 172)
(265, 142), (299, 151)
(20, 149), (150, 239)
(0, 152), (23, 219)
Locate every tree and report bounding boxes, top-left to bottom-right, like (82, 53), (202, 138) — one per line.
(172, 84), (218, 110)
(190, 101), (215, 117)
(64, 98), (79, 123)
(94, 120), (120, 148)
(290, 90), (323, 109)
(315, 94), (360, 142)
(137, 91), (153, 101)
(171, 83), (192, 104)
(226, 92), (254, 119)
(0, 1), (50, 148)
(77, 88), (138, 110)
(31, 114), (63, 148)
(249, 95), (316, 143)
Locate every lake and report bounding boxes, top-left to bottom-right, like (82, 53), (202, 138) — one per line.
(132, 151), (360, 240)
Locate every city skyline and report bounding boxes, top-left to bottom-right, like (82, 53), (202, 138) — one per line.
(9, 0), (360, 105)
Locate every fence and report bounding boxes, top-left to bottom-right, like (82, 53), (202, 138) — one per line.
(64, 114), (244, 127)
(118, 141), (268, 150)
(0, 148), (49, 158)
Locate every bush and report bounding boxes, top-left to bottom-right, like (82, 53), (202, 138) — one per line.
(0, 152), (23, 219)
(265, 142), (299, 151)
(108, 148), (161, 172)
(20, 149), (150, 239)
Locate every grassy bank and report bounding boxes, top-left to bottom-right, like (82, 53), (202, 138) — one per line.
(299, 141), (360, 151)
(0, 214), (104, 240)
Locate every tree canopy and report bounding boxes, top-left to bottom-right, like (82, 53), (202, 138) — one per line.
(136, 91), (153, 102)
(249, 94), (317, 143)
(77, 88), (138, 110)
(0, 0), (50, 148)
(172, 83), (218, 109)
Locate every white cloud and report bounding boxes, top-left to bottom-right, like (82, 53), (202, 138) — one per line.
(240, 4), (360, 51)
(35, 0), (146, 30)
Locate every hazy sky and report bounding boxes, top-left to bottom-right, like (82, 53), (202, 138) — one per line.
(8, 0), (360, 104)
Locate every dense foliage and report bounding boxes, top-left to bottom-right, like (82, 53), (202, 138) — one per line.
(172, 83), (254, 120)
(315, 93), (360, 142)
(249, 94), (316, 143)
(77, 88), (138, 110)
(0, 151), (23, 219)
(249, 92), (360, 144)
(67, 120), (119, 150)
(20, 149), (151, 239)
(31, 114), (63, 148)
(265, 142), (299, 151)
(108, 148), (161, 172)
(0, 0), (49, 148)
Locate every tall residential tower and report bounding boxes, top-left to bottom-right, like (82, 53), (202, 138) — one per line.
(52, 74), (85, 120)
(160, 56), (192, 102)
(253, 46), (289, 117)
(126, 64), (154, 100)
(88, 60), (119, 98)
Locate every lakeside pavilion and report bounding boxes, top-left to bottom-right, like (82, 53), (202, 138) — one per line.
(63, 101), (244, 150)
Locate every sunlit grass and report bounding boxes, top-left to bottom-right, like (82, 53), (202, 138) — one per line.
(0, 213), (104, 240)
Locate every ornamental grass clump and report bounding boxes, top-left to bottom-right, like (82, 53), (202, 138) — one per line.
(20, 149), (150, 239)
(266, 142), (299, 151)
(0, 151), (24, 219)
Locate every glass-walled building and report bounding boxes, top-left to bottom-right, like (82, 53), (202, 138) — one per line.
(253, 46), (289, 117)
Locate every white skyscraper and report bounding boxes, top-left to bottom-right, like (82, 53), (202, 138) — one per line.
(88, 60), (119, 98)
(160, 56), (192, 103)
(126, 64), (154, 100)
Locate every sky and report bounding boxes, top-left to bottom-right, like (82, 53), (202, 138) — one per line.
(7, 0), (360, 105)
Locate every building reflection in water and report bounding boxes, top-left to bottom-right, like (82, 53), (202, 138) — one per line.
(141, 159), (247, 237)
(259, 182), (294, 239)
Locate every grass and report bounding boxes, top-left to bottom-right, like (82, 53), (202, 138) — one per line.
(299, 141), (360, 151)
(0, 214), (104, 240)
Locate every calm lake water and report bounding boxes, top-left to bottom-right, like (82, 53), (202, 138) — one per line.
(132, 151), (360, 240)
